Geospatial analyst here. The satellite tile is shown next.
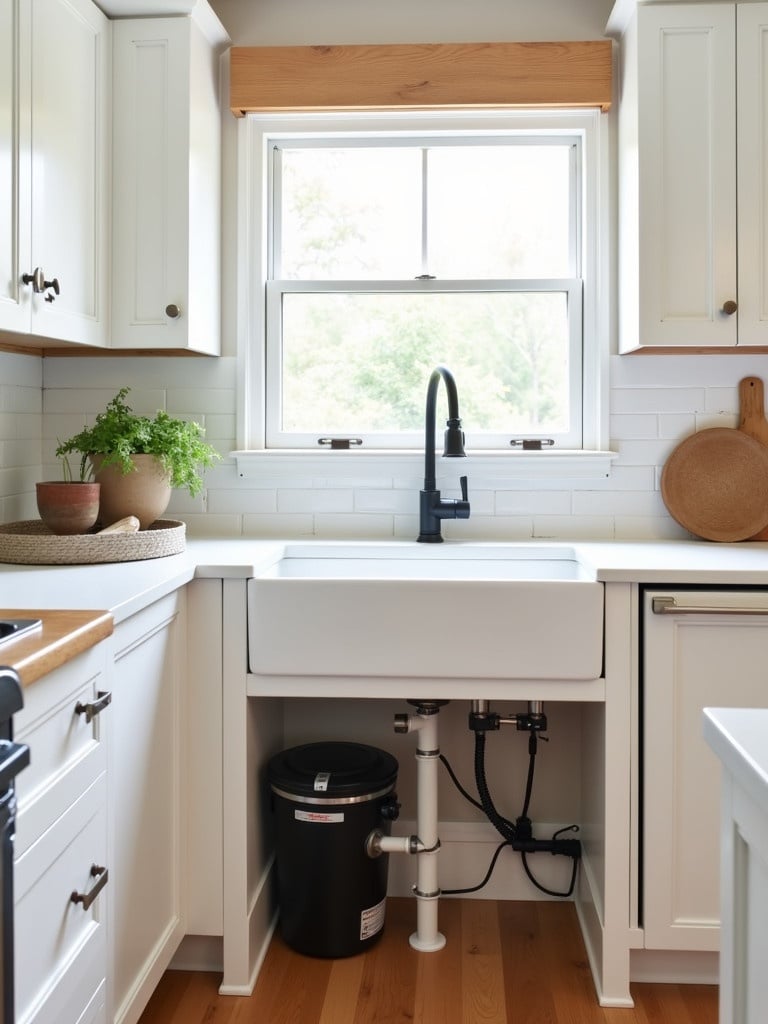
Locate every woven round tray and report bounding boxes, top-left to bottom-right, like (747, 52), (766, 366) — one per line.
(0, 519), (186, 565)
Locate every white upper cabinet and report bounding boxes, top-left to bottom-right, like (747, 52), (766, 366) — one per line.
(0, 0), (110, 347)
(111, 6), (229, 353)
(735, 4), (768, 347)
(611, 2), (768, 350)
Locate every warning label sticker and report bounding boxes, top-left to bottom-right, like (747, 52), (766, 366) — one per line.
(294, 809), (344, 824)
(360, 897), (386, 941)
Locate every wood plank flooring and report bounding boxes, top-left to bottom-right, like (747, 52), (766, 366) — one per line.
(138, 899), (718, 1024)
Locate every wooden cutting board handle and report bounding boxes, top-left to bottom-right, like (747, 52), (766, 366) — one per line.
(739, 376), (768, 445)
(739, 377), (768, 539)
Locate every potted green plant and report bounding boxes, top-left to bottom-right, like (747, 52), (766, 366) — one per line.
(55, 387), (220, 529)
(35, 456), (101, 535)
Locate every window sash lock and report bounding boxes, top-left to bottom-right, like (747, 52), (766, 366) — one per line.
(510, 439), (555, 451)
(318, 438), (364, 450)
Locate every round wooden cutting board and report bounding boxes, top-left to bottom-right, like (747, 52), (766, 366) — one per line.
(661, 427), (768, 541)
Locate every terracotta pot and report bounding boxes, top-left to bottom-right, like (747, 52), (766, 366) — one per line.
(91, 454), (172, 530)
(36, 481), (101, 535)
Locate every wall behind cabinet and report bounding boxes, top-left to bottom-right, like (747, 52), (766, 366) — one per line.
(0, 352), (41, 523)
(209, 0), (616, 45)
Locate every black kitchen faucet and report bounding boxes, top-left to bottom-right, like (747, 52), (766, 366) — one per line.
(417, 365), (471, 542)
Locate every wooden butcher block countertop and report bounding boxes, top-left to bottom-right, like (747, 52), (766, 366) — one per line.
(0, 608), (114, 685)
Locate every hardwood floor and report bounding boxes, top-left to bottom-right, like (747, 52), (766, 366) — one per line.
(138, 899), (718, 1023)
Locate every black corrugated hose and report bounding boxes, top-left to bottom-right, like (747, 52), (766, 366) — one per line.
(440, 730), (581, 898)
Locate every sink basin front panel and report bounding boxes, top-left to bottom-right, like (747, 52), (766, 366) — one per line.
(247, 577), (604, 681)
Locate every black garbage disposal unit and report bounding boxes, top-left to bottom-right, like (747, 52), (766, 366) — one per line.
(267, 741), (399, 957)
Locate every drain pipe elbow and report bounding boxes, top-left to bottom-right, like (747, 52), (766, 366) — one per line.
(366, 829), (419, 858)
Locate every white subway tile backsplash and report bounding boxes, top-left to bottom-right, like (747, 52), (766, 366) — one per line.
(613, 516), (690, 540)
(184, 513), (243, 538)
(208, 488), (277, 514)
(0, 465), (39, 495)
(577, 465), (655, 490)
(572, 489), (665, 517)
(242, 513), (314, 537)
(0, 494), (31, 524)
(494, 490), (571, 515)
(0, 352), (41, 391)
(202, 414), (236, 440)
(609, 353), (768, 388)
(313, 475), (396, 489)
(2, 439), (42, 468)
(440, 515), (535, 540)
(693, 412), (736, 431)
(614, 438), (679, 466)
(658, 413), (696, 439)
(610, 387), (706, 414)
(354, 489), (415, 514)
(609, 413), (658, 440)
(42, 356), (238, 389)
(533, 516), (615, 539)
(314, 514), (394, 538)
(277, 488), (354, 514)
(166, 491), (207, 516)
(166, 388), (236, 416)
(0, 349), (763, 541)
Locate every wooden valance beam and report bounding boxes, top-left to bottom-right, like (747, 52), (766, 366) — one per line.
(229, 40), (613, 117)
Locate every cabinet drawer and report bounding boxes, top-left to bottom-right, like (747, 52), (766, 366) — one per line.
(15, 646), (108, 856)
(74, 980), (106, 1024)
(14, 773), (108, 1024)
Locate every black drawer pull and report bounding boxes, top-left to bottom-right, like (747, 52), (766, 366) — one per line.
(71, 864), (108, 911)
(74, 690), (112, 723)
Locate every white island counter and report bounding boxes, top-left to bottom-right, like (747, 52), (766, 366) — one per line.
(704, 707), (768, 1024)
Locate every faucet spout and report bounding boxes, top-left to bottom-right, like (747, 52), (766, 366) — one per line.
(417, 366), (471, 542)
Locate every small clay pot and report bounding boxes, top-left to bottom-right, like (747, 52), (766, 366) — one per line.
(36, 481), (101, 535)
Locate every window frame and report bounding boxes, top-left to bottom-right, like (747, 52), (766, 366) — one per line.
(235, 108), (611, 478)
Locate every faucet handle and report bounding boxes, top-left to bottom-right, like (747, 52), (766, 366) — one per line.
(455, 475), (471, 520)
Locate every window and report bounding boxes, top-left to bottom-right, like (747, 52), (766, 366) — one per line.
(240, 110), (607, 459)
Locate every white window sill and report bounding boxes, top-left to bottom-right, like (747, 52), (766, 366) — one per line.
(231, 449), (618, 484)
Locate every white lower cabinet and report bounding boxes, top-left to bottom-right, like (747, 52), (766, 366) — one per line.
(107, 590), (186, 1024)
(704, 708), (768, 1024)
(12, 587), (187, 1024)
(13, 644), (110, 1024)
(642, 588), (768, 951)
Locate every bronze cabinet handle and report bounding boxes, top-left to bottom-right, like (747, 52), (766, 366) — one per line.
(70, 864), (109, 911)
(721, 299), (738, 315)
(74, 690), (112, 724)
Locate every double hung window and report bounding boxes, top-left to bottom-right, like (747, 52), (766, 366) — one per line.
(247, 111), (602, 453)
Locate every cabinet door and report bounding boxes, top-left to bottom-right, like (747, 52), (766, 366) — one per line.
(107, 591), (185, 1024)
(736, 3), (768, 347)
(29, 0), (110, 346)
(0, 0), (31, 334)
(643, 589), (768, 951)
(636, 3), (736, 348)
(111, 14), (224, 353)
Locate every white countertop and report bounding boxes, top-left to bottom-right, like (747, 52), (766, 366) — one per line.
(3, 537), (768, 622)
(703, 707), (768, 820)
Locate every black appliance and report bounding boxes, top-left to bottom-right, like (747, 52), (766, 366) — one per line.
(0, 669), (30, 1024)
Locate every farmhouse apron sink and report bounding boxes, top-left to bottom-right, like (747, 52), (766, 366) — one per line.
(247, 543), (604, 681)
